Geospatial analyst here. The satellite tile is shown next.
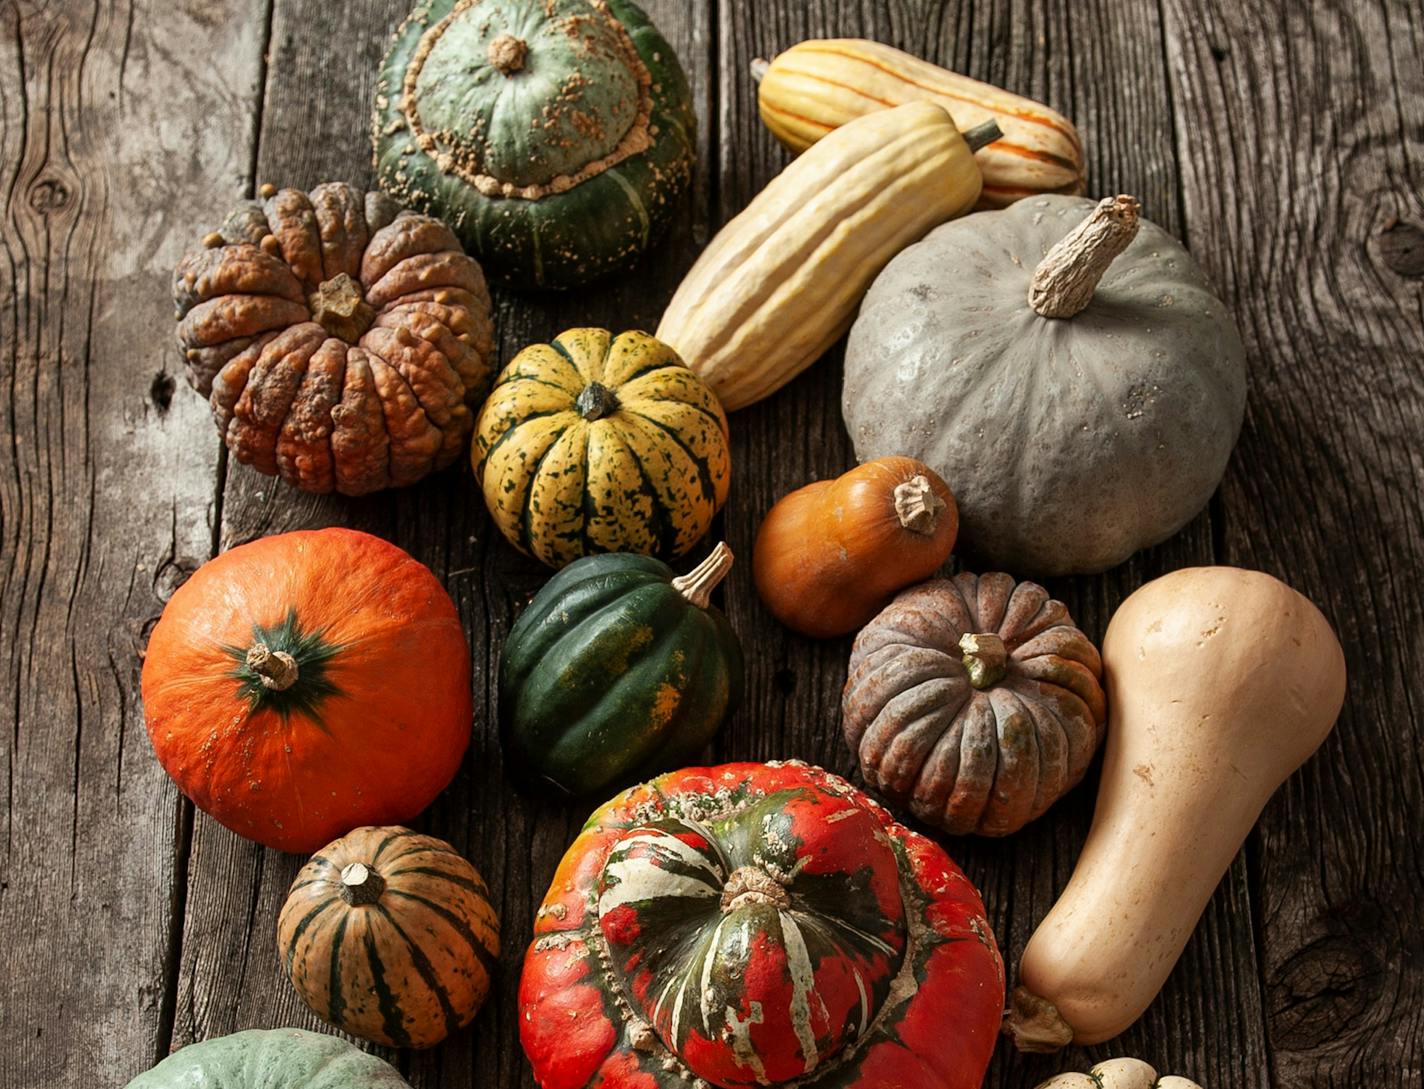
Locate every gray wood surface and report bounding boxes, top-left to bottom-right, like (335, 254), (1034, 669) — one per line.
(1, 1), (1420, 1087)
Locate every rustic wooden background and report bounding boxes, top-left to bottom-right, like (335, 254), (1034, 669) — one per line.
(3, 0), (1422, 1086)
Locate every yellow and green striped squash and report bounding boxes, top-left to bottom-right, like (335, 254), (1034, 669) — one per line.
(472, 328), (731, 569)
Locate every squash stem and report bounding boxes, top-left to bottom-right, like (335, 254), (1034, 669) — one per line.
(671, 542), (734, 609)
(1002, 985), (1075, 1053)
(962, 119), (1003, 153)
(1029, 194), (1142, 319)
(750, 57), (770, 82)
(338, 862), (386, 907)
(246, 643), (299, 692)
(893, 475), (946, 535)
(959, 632), (1008, 689)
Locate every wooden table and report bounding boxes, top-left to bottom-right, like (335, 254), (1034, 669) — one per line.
(3, 1), (1421, 1086)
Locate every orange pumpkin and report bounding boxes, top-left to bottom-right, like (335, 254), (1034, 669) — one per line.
(753, 456), (958, 638)
(141, 528), (471, 853)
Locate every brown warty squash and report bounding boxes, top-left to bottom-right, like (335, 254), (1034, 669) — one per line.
(753, 457), (958, 638)
(842, 572), (1106, 836)
(278, 825), (500, 1049)
(174, 181), (495, 495)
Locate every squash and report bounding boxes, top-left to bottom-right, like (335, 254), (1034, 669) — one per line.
(500, 544), (743, 798)
(278, 825), (500, 1048)
(843, 195), (1248, 576)
(124, 1028), (410, 1087)
(519, 760), (1004, 1089)
(1005, 567), (1346, 1050)
(752, 38), (1084, 207)
(472, 328), (730, 568)
(372, 0), (696, 289)
(753, 456), (958, 638)
(843, 572), (1106, 836)
(656, 101), (999, 411)
(1033, 1058), (1204, 1089)
(173, 182), (494, 495)
(141, 528), (471, 853)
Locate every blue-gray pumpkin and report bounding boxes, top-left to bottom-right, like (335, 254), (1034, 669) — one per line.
(124, 1028), (409, 1088)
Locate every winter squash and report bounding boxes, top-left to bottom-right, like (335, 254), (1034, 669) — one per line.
(752, 38), (1084, 207)
(472, 328), (730, 568)
(278, 825), (500, 1048)
(843, 572), (1105, 837)
(519, 760), (1004, 1089)
(173, 181), (494, 495)
(657, 101), (999, 411)
(372, 0), (696, 289)
(843, 194), (1248, 576)
(1033, 1058), (1204, 1089)
(124, 1028), (411, 1087)
(501, 545), (743, 798)
(1006, 567), (1344, 1050)
(753, 456), (958, 638)
(141, 529), (471, 853)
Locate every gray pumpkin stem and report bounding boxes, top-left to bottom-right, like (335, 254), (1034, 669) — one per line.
(750, 58), (771, 82)
(671, 542), (734, 609)
(960, 632), (1008, 689)
(894, 476), (946, 535)
(246, 644), (299, 691)
(1029, 194), (1142, 319)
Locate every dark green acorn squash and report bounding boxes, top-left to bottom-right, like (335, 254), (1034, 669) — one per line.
(371, 0), (697, 290)
(499, 544), (743, 797)
(125, 1028), (410, 1088)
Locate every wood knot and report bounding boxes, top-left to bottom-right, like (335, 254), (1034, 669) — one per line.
(1268, 934), (1383, 1049)
(1378, 219), (1424, 279)
(29, 177), (71, 216)
(489, 33), (528, 75)
(720, 866), (789, 912)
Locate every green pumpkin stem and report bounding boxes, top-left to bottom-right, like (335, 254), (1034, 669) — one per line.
(960, 632), (1008, 689)
(962, 119), (1003, 153)
(338, 862), (387, 907)
(1029, 194), (1142, 320)
(246, 643), (299, 692)
(894, 475), (946, 535)
(671, 542), (734, 609)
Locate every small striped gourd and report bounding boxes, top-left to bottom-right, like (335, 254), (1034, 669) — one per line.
(277, 826), (500, 1049)
(753, 38), (1084, 208)
(472, 328), (730, 568)
(656, 101), (995, 411)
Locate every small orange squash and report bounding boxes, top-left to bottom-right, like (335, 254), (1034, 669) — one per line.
(753, 456), (958, 638)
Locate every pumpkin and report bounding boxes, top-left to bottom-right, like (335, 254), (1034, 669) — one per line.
(500, 544), (743, 798)
(124, 1028), (410, 1088)
(1006, 567), (1344, 1050)
(141, 528), (471, 853)
(519, 760), (1004, 1089)
(753, 456), (958, 638)
(842, 572), (1106, 837)
(657, 101), (999, 411)
(842, 194), (1248, 576)
(278, 825), (500, 1048)
(173, 181), (494, 495)
(372, 0), (696, 289)
(752, 38), (1084, 207)
(1033, 1058), (1204, 1089)
(472, 328), (730, 568)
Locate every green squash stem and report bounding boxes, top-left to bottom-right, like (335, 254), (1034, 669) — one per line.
(960, 632), (1008, 689)
(961, 119), (1003, 153)
(671, 542), (734, 609)
(1029, 194), (1142, 319)
(338, 862), (387, 907)
(245, 643), (299, 692)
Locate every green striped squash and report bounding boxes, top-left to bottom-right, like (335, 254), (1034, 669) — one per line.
(277, 826), (500, 1049)
(126, 1029), (411, 1088)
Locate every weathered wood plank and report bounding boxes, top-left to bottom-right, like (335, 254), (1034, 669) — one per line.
(1163, 2), (1424, 1085)
(0, 0), (264, 1082)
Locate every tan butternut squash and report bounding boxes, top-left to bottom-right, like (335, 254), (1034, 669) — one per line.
(1005, 567), (1346, 1050)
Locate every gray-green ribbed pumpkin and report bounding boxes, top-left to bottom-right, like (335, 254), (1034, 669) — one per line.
(371, 0), (696, 290)
(124, 1028), (410, 1088)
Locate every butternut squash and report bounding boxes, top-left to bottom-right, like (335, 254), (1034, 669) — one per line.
(751, 38), (1084, 208)
(1005, 567), (1346, 1050)
(656, 101), (997, 411)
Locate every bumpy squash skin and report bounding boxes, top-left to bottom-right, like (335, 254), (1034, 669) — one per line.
(124, 1028), (411, 1088)
(500, 552), (743, 798)
(372, 0), (696, 290)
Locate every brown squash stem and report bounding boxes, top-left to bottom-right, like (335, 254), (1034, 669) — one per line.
(671, 542), (734, 609)
(1002, 985), (1074, 1053)
(960, 632), (1008, 689)
(720, 866), (790, 912)
(488, 34), (528, 75)
(1029, 194), (1141, 319)
(246, 644), (299, 692)
(309, 273), (375, 341)
(338, 862), (387, 907)
(893, 475), (946, 535)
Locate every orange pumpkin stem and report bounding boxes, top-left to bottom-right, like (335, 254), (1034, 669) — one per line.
(339, 862), (387, 907)
(960, 632), (1008, 689)
(720, 865), (790, 912)
(894, 475), (946, 535)
(1029, 195), (1141, 320)
(245, 643), (299, 692)
(671, 542), (734, 609)
(489, 33), (528, 75)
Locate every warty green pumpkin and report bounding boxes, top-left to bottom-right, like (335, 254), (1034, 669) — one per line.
(124, 1028), (410, 1088)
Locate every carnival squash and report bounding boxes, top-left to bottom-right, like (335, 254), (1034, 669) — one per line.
(844, 195), (1248, 576)
(1033, 1058), (1203, 1089)
(657, 101), (998, 411)
(141, 529), (471, 853)
(1006, 567), (1346, 1050)
(843, 572), (1106, 837)
(500, 545), (742, 798)
(753, 38), (1084, 207)
(174, 182), (494, 495)
(278, 825), (500, 1048)
(125, 1028), (410, 1088)
(519, 760), (1004, 1089)
(753, 456), (958, 638)
(372, 0), (696, 289)
(472, 328), (730, 568)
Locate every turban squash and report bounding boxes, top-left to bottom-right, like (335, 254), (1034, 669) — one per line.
(173, 181), (494, 495)
(519, 760), (1004, 1089)
(124, 1028), (410, 1088)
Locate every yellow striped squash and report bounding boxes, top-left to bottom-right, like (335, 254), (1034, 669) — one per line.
(656, 101), (990, 412)
(472, 328), (730, 569)
(754, 38), (1084, 208)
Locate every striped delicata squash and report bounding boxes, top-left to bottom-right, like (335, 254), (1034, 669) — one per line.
(753, 38), (1084, 207)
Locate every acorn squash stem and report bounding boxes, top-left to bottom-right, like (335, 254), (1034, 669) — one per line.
(1029, 194), (1142, 319)
(962, 119), (1003, 152)
(671, 542), (734, 608)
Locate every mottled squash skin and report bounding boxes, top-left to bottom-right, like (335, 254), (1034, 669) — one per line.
(124, 1028), (411, 1088)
